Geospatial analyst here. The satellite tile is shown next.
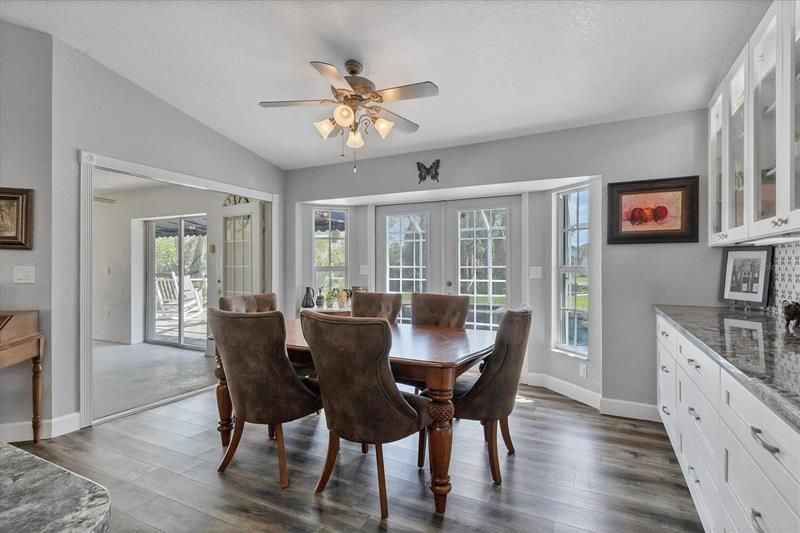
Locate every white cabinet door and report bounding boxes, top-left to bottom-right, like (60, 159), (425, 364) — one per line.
(784, 0), (800, 233)
(723, 47), (751, 244)
(709, 89), (726, 243)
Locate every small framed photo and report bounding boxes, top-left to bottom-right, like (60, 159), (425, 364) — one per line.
(0, 188), (33, 250)
(719, 246), (773, 307)
(723, 318), (766, 373)
(607, 176), (699, 244)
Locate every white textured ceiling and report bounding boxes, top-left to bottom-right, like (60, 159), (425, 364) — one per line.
(1, 0), (769, 170)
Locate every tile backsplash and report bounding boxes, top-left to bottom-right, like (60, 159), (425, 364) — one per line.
(771, 241), (800, 307)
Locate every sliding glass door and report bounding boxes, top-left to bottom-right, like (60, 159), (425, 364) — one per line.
(145, 216), (208, 349)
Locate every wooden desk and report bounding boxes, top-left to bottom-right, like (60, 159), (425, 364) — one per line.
(0, 311), (44, 443)
(214, 318), (495, 514)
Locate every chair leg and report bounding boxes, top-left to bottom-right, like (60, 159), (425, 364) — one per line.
(274, 424), (289, 489)
(487, 419), (502, 485)
(414, 387), (419, 395)
(268, 424), (276, 440)
(417, 428), (426, 468)
(500, 417), (515, 455)
(315, 431), (340, 494)
(361, 442), (369, 454)
(217, 417), (244, 472)
(482, 420), (490, 443)
(375, 442), (389, 520)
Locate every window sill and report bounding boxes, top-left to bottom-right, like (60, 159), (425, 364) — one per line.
(551, 346), (589, 361)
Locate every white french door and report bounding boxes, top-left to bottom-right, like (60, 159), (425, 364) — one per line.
(207, 201), (263, 303)
(376, 196), (520, 330)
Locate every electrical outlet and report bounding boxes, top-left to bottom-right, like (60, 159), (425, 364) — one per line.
(12, 266), (35, 284)
(579, 363), (587, 378)
(528, 266), (543, 279)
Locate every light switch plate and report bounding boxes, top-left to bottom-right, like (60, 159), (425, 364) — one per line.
(12, 266), (35, 284)
(359, 265), (370, 275)
(579, 363), (588, 378)
(528, 266), (543, 279)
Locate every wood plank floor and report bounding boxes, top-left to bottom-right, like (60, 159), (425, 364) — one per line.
(15, 386), (702, 532)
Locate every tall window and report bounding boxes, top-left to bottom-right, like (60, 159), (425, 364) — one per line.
(313, 209), (347, 295)
(386, 213), (427, 323)
(556, 188), (589, 354)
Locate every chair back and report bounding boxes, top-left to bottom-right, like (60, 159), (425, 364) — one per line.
(411, 293), (469, 328)
(454, 306), (533, 421)
(208, 308), (319, 425)
(219, 293), (278, 313)
(351, 292), (402, 322)
(300, 311), (422, 443)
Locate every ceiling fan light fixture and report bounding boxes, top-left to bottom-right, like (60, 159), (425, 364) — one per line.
(374, 117), (395, 139)
(333, 104), (355, 127)
(314, 118), (336, 139)
(346, 129), (365, 149)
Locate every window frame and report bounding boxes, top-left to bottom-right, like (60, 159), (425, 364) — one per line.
(553, 186), (590, 357)
(311, 207), (348, 295)
(384, 211), (430, 323)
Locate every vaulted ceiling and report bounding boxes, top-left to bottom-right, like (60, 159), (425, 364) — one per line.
(0, 0), (769, 170)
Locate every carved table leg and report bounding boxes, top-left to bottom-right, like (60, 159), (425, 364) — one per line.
(426, 368), (456, 514)
(32, 349), (42, 444)
(215, 351), (233, 447)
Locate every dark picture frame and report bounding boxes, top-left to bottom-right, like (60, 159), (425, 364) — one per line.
(719, 246), (773, 308)
(0, 187), (34, 250)
(607, 176), (699, 244)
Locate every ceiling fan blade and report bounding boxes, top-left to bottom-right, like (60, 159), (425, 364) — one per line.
(376, 107), (419, 133)
(373, 81), (438, 103)
(258, 99), (336, 108)
(309, 61), (353, 91)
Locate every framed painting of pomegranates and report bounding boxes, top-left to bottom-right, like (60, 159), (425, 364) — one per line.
(607, 176), (698, 244)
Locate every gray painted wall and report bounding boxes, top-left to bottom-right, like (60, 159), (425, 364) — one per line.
(285, 110), (721, 406)
(0, 22), (54, 425)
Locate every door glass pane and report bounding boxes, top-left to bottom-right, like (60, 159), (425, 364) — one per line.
(458, 208), (507, 330)
(710, 94), (723, 233)
(386, 213), (427, 323)
(223, 214), (251, 296)
(729, 63), (746, 228)
(793, 3), (800, 211)
(752, 16), (778, 221)
(151, 219), (180, 344)
(182, 217), (207, 348)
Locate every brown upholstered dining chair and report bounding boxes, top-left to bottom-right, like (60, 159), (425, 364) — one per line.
(300, 311), (432, 520)
(208, 308), (322, 488)
(418, 306), (532, 484)
(351, 291), (402, 322)
(219, 293), (278, 313)
(411, 292), (470, 328)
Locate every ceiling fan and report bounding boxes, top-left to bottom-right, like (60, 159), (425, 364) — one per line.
(258, 59), (438, 150)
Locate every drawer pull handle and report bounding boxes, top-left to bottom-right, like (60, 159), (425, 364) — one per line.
(660, 365), (669, 373)
(750, 509), (765, 533)
(687, 407), (700, 421)
(661, 405), (670, 416)
(751, 426), (780, 455)
(660, 331), (669, 337)
(687, 466), (700, 484)
(686, 358), (701, 371)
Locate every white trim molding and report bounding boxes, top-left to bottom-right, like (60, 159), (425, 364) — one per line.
(0, 412), (80, 443)
(599, 397), (660, 422)
(528, 373), (601, 410)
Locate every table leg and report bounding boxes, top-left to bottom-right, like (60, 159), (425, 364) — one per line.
(214, 351), (233, 447)
(426, 386), (455, 514)
(32, 350), (42, 444)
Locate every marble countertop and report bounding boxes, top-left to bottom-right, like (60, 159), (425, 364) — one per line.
(0, 442), (110, 532)
(654, 305), (800, 434)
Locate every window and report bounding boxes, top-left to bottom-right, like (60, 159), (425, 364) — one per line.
(386, 213), (427, 323)
(555, 188), (589, 354)
(459, 208), (508, 331)
(313, 209), (347, 295)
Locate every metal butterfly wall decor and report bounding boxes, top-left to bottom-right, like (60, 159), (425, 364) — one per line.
(416, 159), (440, 184)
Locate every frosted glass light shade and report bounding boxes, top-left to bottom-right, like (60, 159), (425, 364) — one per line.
(346, 130), (365, 149)
(313, 118), (336, 139)
(374, 117), (395, 139)
(333, 104), (355, 127)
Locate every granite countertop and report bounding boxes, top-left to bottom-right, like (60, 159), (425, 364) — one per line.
(0, 442), (110, 532)
(654, 305), (800, 434)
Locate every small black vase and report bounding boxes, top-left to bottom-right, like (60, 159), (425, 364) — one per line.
(301, 287), (316, 308)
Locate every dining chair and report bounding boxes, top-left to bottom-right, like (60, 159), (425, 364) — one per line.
(208, 308), (322, 488)
(411, 292), (470, 328)
(418, 306), (532, 484)
(219, 292), (278, 313)
(351, 291), (402, 322)
(300, 311), (432, 520)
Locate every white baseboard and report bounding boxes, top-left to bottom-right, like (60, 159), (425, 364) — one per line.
(527, 372), (601, 410)
(0, 412), (81, 443)
(599, 397), (660, 422)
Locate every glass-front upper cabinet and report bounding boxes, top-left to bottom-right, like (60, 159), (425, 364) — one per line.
(708, 91), (724, 240)
(725, 48), (749, 242)
(784, 0), (800, 232)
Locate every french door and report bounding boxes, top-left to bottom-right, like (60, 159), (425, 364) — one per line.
(376, 196), (520, 330)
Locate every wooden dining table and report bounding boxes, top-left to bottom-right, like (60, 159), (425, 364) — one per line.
(214, 318), (495, 514)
